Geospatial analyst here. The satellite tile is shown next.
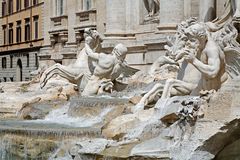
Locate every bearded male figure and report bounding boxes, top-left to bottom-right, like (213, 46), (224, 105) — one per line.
(134, 19), (228, 112)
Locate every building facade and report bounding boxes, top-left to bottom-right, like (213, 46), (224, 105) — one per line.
(39, 0), (106, 67)
(0, 0), (235, 82)
(39, 0), (230, 72)
(0, 0), (44, 82)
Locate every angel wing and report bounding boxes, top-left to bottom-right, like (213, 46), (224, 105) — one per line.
(224, 47), (240, 78)
(211, 21), (240, 79)
(112, 63), (139, 91)
(120, 63), (139, 77)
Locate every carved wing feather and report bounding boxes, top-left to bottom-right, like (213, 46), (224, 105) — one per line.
(224, 47), (240, 78)
(120, 64), (139, 77)
(211, 22), (240, 79)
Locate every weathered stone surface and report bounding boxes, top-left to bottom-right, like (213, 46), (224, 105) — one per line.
(18, 99), (68, 120)
(129, 86), (240, 160)
(131, 135), (172, 159)
(70, 138), (110, 155)
(0, 134), (57, 159)
(102, 109), (154, 139)
(0, 80), (75, 119)
(156, 96), (206, 124)
(129, 96), (142, 105)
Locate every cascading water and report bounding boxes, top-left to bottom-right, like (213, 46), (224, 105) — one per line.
(0, 96), (130, 160)
(43, 102), (113, 128)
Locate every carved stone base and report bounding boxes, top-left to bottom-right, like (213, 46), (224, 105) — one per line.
(143, 15), (160, 24)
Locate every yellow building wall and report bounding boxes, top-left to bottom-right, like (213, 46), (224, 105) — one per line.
(0, 0), (44, 52)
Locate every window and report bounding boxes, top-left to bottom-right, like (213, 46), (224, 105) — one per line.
(8, 23), (13, 44)
(86, 0), (91, 10)
(2, 57), (7, 69)
(8, 0), (13, 14)
(33, 16), (39, 40)
(26, 54), (29, 67)
(3, 77), (6, 82)
(2, 25), (7, 45)
(33, 0), (38, 5)
(10, 55), (13, 68)
(2, 1), (7, 16)
(55, 0), (64, 16)
(10, 77), (13, 82)
(83, 0), (91, 10)
(25, 18), (30, 41)
(24, 0), (29, 8)
(35, 53), (38, 67)
(17, 0), (21, 11)
(16, 21), (22, 43)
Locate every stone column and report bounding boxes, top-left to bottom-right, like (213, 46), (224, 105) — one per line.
(43, 0), (51, 46)
(199, 0), (216, 22)
(62, 0), (77, 65)
(66, 0), (76, 44)
(158, 0), (185, 32)
(105, 0), (126, 36)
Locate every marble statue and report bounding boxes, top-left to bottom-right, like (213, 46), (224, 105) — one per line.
(143, 0), (160, 22)
(40, 28), (103, 90)
(82, 43), (138, 96)
(217, 0), (240, 24)
(134, 17), (240, 112)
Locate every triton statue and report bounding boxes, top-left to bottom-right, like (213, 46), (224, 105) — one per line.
(133, 17), (240, 112)
(40, 28), (103, 90)
(82, 43), (138, 96)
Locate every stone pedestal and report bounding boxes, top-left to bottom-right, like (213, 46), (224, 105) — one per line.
(199, 0), (216, 22)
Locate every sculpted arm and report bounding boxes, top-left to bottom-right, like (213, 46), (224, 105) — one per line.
(191, 49), (221, 78)
(85, 43), (99, 60)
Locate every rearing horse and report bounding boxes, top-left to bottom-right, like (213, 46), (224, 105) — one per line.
(40, 29), (103, 90)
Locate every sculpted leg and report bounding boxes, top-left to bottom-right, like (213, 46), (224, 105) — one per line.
(139, 83), (164, 106)
(143, 0), (151, 14)
(161, 79), (197, 99)
(82, 77), (100, 96)
(132, 83), (164, 113)
(149, 0), (154, 16)
(40, 64), (78, 88)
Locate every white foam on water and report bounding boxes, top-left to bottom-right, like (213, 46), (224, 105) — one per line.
(30, 102), (112, 128)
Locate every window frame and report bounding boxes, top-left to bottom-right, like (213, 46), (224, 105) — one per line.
(16, 0), (21, 11)
(16, 21), (22, 43)
(24, 0), (30, 8)
(33, 16), (39, 40)
(26, 53), (29, 67)
(8, 0), (13, 14)
(33, 0), (38, 6)
(2, 25), (7, 45)
(8, 23), (13, 44)
(55, 0), (64, 16)
(2, 57), (7, 69)
(2, 1), (7, 16)
(25, 18), (30, 41)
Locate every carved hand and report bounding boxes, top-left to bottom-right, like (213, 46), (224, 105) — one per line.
(183, 48), (196, 63)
